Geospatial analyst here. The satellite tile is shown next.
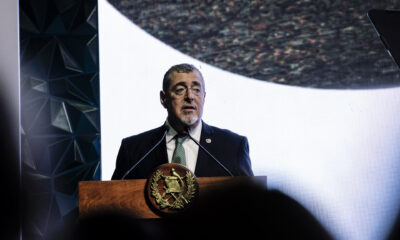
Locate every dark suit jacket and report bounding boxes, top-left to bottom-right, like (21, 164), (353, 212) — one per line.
(112, 122), (253, 179)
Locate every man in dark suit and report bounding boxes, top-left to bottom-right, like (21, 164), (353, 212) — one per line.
(112, 64), (253, 179)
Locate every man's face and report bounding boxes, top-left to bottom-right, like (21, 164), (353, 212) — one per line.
(161, 71), (206, 129)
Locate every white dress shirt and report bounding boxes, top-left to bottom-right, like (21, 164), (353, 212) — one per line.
(165, 120), (202, 173)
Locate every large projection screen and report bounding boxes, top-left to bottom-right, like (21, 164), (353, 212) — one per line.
(99, 1), (400, 240)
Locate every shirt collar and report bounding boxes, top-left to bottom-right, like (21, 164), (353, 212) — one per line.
(165, 119), (202, 143)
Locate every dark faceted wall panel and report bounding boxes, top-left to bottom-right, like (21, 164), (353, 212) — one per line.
(19, 0), (100, 238)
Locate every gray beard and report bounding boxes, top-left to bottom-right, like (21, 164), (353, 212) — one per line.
(180, 115), (198, 126)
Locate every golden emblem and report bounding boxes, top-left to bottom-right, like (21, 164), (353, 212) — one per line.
(151, 168), (196, 210)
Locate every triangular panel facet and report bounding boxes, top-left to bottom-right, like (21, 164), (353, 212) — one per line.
(58, 43), (83, 72)
(30, 77), (49, 93)
(50, 100), (72, 132)
(87, 35), (98, 66)
(86, 5), (98, 30)
(19, 7), (40, 33)
(54, 192), (77, 217)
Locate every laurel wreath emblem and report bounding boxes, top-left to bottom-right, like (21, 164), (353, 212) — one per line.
(151, 169), (196, 209)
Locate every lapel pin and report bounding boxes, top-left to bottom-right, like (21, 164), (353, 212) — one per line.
(206, 138), (212, 143)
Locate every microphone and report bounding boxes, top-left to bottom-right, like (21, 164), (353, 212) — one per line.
(121, 126), (169, 179)
(185, 127), (234, 177)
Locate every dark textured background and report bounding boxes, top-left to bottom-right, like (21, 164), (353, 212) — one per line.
(109, 0), (400, 88)
(19, 0), (100, 239)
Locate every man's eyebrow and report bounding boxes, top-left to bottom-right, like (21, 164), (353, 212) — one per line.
(171, 82), (187, 88)
(172, 81), (202, 88)
(191, 81), (201, 87)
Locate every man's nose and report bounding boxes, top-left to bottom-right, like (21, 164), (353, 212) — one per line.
(184, 88), (194, 101)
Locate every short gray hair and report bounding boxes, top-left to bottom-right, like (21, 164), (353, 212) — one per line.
(162, 63), (204, 91)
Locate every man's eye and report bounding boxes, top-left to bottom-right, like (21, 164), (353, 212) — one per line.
(192, 88), (201, 93)
(175, 88), (185, 94)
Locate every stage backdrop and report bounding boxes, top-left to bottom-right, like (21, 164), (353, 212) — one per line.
(100, 1), (400, 240)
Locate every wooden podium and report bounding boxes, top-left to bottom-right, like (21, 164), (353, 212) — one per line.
(79, 176), (266, 218)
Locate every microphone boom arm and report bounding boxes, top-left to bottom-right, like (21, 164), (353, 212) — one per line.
(121, 128), (169, 179)
(187, 134), (234, 177)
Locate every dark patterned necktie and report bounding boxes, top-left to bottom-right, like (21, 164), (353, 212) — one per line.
(172, 135), (188, 166)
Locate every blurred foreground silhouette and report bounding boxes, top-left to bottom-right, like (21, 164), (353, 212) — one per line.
(58, 181), (334, 240)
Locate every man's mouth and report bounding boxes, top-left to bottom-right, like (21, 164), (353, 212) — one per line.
(182, 105), (196, 111)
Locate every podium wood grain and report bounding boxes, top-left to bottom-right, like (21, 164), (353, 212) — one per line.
(79, 176), (266, 218)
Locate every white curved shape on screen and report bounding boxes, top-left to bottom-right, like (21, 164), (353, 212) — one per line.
(99, 1), (400, 239)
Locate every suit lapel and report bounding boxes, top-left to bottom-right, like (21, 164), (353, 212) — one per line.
(131, 126), (168, 179)
(195, 122), (234, 177)
(148, 125), (169, 166)
(195, 122), (217, 177)
(152, 133), (168, 165)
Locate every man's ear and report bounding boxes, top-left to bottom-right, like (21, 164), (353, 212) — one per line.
(160, 90), (167, 108)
